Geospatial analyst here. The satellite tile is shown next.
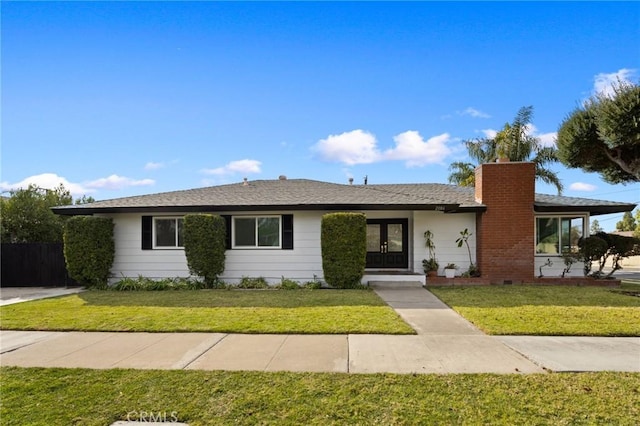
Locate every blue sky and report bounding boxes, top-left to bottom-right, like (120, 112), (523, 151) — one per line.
(2, 1), (638, 230)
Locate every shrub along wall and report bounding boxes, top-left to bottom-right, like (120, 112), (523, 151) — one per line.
(183, 214), (226, 287)
(63, 216), (114, 288)
(321, 212), (366, 288)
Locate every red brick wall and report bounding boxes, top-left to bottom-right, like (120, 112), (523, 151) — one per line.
(475, 162), (535, 283)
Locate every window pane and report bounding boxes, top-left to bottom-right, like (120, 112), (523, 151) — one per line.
(235, 218), (256, 246)
(366, 224), (380, 252)
(258, 217), (280, 247)
(387, 224), (403, 252)
(562, 217), (583, 253)
(177, 219), (184, 247)
(536, 218), (559, 254)
(156, 219), (176, 247)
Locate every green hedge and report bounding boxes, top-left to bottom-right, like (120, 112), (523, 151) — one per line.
(63, 216), (114, 288)
(321, 212), (366, 288)
(183, 214), (226, 286)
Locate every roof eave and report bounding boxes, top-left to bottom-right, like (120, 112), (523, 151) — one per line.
(52, 203), (477, 215)
(534, 202), (636, 216)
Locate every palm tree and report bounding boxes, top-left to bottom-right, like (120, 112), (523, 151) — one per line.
(448, 106), (563, 194)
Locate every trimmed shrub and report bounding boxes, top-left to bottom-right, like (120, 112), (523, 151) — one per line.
(590, 232), (640, 277)
(579, 235), (608, 276)
(63, 216), (115, 288)
(321, 212), (367, 288)
(183, 214), (226, 287)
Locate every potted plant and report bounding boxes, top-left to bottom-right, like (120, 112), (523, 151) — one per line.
(422, 230), (439, 279)
(444, 263), (457, 278)
(422, 258), (439, 278)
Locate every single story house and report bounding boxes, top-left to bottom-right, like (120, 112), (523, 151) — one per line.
(53, 162), (635, 285)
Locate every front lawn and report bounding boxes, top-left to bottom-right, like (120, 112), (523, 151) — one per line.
(429, 284), (640, 336)
(1, 367), (638, 425)
(0, 289), (414, 334)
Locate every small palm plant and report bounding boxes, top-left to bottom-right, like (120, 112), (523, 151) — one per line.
(422, 230), (439, 275)
(456, 228), (480, 277)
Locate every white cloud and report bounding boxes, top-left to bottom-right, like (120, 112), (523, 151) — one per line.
(526, 124), (557, 147)
(569, 182), (597, 192)
(459, 107), (491, 119)
(0, 173), (91, 196)
(384, 131), (452, 167)
(202, 159), (262, 176)
(85, 175), (155, 190)
(593, 68), (636, 97)
(312, 130), (381, 165)
(537, 132), (557, 148)
(480, 129), (497, 139)
(0, 173), (154, 196)
(144, 161), (165, 171)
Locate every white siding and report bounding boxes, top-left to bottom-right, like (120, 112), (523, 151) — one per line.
(103, 211), (325, 285)
(412, 211), (476, 277)
(100, 213), (190, 283)
(224, 211), (323, 283)
(104, 210), (478, 284)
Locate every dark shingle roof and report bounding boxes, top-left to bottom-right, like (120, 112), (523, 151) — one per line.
(52, 178), (635, 216)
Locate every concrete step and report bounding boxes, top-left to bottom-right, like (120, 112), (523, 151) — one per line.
(368, 280), (424, 288)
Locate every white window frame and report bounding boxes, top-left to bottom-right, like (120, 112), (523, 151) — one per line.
(153, 217), (184, 249)
(535, 214), (587, 256)
(232, 215), (281, 249)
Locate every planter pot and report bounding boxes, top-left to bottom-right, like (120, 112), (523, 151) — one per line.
(427, 270), (437, 280)
(444, 268), (456, 278)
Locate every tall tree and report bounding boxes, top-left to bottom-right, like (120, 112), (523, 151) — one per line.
(448, 106), (563, 193)
(616, 211), (637, 232)
(590, 219), (604, 234)
(0, 184), (86, 243)
(557, 80), (640, 184)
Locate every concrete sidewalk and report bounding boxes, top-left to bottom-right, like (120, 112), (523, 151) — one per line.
(1, 284), (637, 374)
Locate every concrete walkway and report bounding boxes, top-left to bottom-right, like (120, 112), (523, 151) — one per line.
(1, 284), (638, 374)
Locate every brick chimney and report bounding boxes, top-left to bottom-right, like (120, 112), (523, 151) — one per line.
(475, 162), (536, 283)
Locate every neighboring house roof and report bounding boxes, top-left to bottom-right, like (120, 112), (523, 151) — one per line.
(52, 178), (635, 216)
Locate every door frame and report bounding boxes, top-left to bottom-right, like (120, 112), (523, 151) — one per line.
(365, 218), (409, 269)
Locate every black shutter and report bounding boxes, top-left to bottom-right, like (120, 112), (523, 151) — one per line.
(221, 215), (232, 249)
(141, 216), (153, 250)
(282, 214), (293, 250)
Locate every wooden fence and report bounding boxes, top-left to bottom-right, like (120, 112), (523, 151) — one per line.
(1, 243), (78, 287)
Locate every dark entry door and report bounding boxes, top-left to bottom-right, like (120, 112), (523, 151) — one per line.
(366, 219), (408, 269)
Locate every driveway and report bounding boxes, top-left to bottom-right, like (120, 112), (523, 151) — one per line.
(0, 287), (84, 306)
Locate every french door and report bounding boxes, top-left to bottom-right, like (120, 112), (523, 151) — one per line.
(366, 219), (408, 269)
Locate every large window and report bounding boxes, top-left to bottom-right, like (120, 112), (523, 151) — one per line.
(154, 217), (184, 248)
(536, 216), (585, 254)
(233, 216), (280, 248)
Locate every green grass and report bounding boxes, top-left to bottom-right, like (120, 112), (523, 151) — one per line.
(0, 289), (415, 334)
(1, 367), (638, 425)
(429, 284), (640, 336)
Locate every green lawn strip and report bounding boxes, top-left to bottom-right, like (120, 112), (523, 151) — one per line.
(429, 285), (640, 336)
(0, 290), (414, 334)
(2, 367), (638, 425)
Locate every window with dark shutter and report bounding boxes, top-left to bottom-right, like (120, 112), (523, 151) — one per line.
(141, 216), (153, 250)
(282, 214), (293, 250)
(221, 215), (232, 250)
